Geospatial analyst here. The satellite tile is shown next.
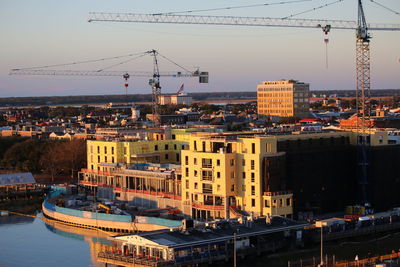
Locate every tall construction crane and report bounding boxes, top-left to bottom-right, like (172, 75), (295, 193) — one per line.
(10, 49), (209, 127)
(87, 1), (400, 205)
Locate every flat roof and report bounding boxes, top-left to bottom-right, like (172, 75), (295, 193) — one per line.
(116, 217), (308, 249)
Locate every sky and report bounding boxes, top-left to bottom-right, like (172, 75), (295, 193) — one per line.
(0, 0), (399, 97)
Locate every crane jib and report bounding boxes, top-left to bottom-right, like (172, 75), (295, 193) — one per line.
(87, 13), (400, 31)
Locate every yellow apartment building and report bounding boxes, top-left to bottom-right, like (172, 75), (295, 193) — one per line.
(181, 133), (294, 221)
(257, 80), (310, 118)
(87, 139), (187, 172)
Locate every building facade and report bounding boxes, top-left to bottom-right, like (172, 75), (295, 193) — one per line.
(257, 80), (310, 118)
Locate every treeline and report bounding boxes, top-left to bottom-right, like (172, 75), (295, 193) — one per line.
(0, 137), (86, 181)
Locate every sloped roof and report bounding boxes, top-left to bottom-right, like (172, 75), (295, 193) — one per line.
(0, 173), (36, 186)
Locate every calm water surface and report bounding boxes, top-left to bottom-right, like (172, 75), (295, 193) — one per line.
(0, 213), (98, 267)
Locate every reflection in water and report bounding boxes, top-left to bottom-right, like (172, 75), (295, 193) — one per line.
(0, 214), (35, 226)
(44, 220), (118, 266)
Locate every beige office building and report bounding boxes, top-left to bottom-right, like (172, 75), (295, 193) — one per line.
(257, 80), (310, 118)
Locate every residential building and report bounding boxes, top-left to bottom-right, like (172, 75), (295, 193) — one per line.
(257, 80), (310, 118)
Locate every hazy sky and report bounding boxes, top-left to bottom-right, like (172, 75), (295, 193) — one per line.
(0, 0), (399, 97)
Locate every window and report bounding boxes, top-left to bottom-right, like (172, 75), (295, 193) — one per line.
(104, 156), (107, 163)
(194, 183), (198, 189)
(104, 147), (107, 154)
(217, 185), (221, 191)
(112, 147), (114, 154)
(251, 160), (256, 170)
(242, 159), (245, 166)
(194, 170), (198, 177)
(97, 146), (100, 153)
(176, 153), (179, 162)
(251, 173), (255, 182)
(217, 159), (220, 166)
(172, 134), (176, 140)
(251, 199), (255, 207)
(165, 144), (169, 150)
(231, 172), (235, 179)
(194, 141), (197, 150)
(286, 198), (291, 206)
(231, 184), (235, 192)
(242, 172), (246, 179)
(194, 194), (198, 201)
(97, 156), (100, 162)
(194, 158), (197, 165)
(174, 144), (177, 150)
(185, 156), (189, 165)
(186, 192), (189, 199)
(112, 157), (114, 163)
(242, 185), (246, 192)
(202, 141), (206, 152)
(230, 159), (235, 166)
(251, 186), (255, 195)
(279, 199), (283, 207)
(251, 143), (255, 154)
(155, 145), (158, 151)
(124, 147), (127, 154)
(90, 146), (93, 153)
(185, 180), (189, 189)
(185, 168), (189, 177)
(217, 172), (221, 178)
(165, 154), (169, 160)
(265, 199), (270, 207)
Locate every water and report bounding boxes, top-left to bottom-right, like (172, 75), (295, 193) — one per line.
(0, 213), (100, 267)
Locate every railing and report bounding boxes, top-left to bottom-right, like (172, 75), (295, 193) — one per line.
(98, 252), (173, 267)
(263, 190), (293, 196)
(192, 202), (225, 211)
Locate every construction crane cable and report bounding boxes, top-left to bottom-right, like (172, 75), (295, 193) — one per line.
(13, 51), (148, 71)
(156, 52), (192, 73)
(369, 0), (400, 16)
(156, 0), (313, 15)
(282, 0), (344, 19)
(96, 53), (148, 72)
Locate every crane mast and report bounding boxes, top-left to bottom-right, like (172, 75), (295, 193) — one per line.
(356, 0), (371, 206)
(148, 49), (162, 127)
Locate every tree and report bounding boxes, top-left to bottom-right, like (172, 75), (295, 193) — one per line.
(61, 139), (87, 178)
(40, 143), (64, 182)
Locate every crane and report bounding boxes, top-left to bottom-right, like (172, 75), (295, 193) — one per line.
(10, 49), (209, 127)
(87, 1), (399, 208)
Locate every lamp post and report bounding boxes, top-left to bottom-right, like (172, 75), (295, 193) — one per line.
(320, 226), (324, 266)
